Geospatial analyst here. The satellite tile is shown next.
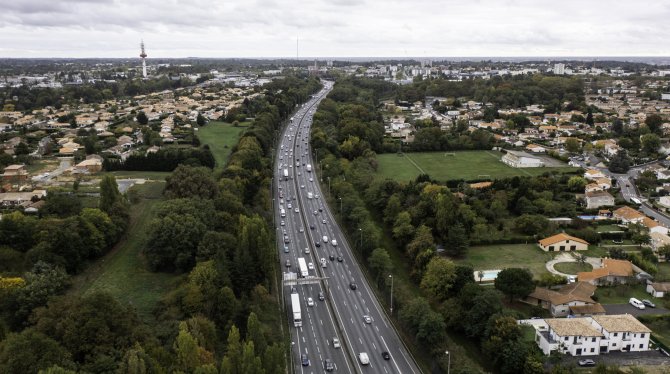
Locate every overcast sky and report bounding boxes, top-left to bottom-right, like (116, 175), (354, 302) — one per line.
(1, 0), (669, 58)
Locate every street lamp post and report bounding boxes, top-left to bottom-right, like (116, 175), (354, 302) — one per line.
(328, 176), (331, 196)
(338, 197), (342, 215)
(320, 161), (323, 182)
(445, 351), (450, 374)
(358, 228), (363, 254)
(389, 274), (394, 314)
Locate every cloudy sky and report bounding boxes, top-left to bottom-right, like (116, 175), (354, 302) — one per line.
(1, 0), (669, 58)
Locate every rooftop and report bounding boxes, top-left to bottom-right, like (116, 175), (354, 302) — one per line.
(546, 318), (604, 337)
(538, 233), (589, 247)
(592, 314), (651, 333)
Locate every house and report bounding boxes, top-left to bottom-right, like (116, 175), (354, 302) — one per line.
(0, 190), (47, 206)
(74, 158), (103, 174)
(469, 181), (492, 189)
(646, 282), (670, 297)
(502, 150), (544, 168)
(594, 177), (612, 190)
(584, 169), (607, 180)
(524, 282), (602, 317)
(585, 191), (615, 210)
(2, 164), (29, 183)
(642, 217), (668, 235)
(538, 233), (589, 252)
(659, 195), (670, 208)
(613, 206), (645, 224)
(533, 314), (651, 356)
(578, 258), (634, 285)
(526, 144), (546, 153)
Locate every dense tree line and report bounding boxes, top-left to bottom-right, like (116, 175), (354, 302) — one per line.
(103, 146), (216, 171)
(397, 74), (586, 112)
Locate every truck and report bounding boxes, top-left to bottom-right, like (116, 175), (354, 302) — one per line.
(306, 164), (312, 172)
(291, 293), (302, 327)
(307, 192), (313, 199)
(298, 257), (309, 277)
(631, 197), (641, 204)
(283, 169), (289, 180)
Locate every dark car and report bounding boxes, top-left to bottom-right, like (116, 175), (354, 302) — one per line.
(381, 351), (391, 360)
(301, 354), (310, 366)
(337, 256), (343, 262)
(319, 292), (325, 301)
(315, 242), (321, 247)
(319, 207), (323, 212)
(642, 299), (656, 308)
(329, 254), (335, 261)
(578, 359), (595, 367)
(349, 282), (357, 290)
(310, 225), (315, 230)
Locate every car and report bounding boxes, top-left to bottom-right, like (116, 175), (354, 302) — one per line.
(308, 262), (314, 270)
(310, 225), (315, 230)
(363, 315), (372, 324)
(337, 256), (343, 262)
(298, 172), (301, 176)
(329, 254), (335, 261)
(642, 299), (656, 308)
(381, 351), (391, 360)
(299, 227), (304, 233)
(629, 297), (645, 309)
(309, 178), (313, 182)
(315, 242), (321, 247)
(304, 247), (310, 254)
(287, 203), (292, 209)
(285, 260), (291, 267)
(300, 185), (305, 189)
(322, 219), (327, 224)
(315, 194), (320, 199)
(301, 354), (310, 366)
(313, 210), (318, 215)
(318, 291), (325, 301)
(319, 207), (323, 212)
(283, 246), (289, 253)
(612, 239), (624, 244)
(332, 337), (341, 348)
(324, 359), (334, 372)
(307, 297), (314, 306)
(280, 220), (285, 226)
(349, 282), (357, 290)
(578, 359), (596, 367)
(358, 352), (370, 365)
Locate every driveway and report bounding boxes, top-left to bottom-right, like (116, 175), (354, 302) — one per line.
(546, 253), (602, 277)
(603, 304), (670, 317)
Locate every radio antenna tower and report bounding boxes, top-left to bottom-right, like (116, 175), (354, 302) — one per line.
(140, 40), (148, 78)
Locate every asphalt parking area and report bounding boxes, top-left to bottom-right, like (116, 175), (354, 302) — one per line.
(603, 304), (670, 317)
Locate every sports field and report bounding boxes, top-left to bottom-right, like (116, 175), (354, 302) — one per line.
(376, 151), (577, 181)
(197, 120), (249, 170)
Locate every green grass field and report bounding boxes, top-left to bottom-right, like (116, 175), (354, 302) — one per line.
(553, 262), (593, 275)
(594, 284), (656, 305)
(376, 151), (578, 181)
(454, 244), (554, 278)
(70, 182), (178, 320)
(197, 121), (249, 169)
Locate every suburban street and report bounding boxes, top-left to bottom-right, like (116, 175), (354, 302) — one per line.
(273, 81), (421, 373)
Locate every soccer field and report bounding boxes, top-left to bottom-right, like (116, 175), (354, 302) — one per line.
(376, 151), (578, 181)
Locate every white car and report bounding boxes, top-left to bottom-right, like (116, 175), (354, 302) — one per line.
(294, 208), (299, 213)
(309, 178), (313, 182)
(300, 185), (305, 189)
(308, 262), (314, 270)
(363, 315), (372, 324)
(280, 221), (285, 226)
(332, 338), (341, 348)
(307, 297), (314, 307)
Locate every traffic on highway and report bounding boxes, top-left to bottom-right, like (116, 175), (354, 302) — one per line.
(273, 81), (421, 373)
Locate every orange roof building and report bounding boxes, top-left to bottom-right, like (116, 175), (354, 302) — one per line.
(538, 233), (589, 252)
(578, 259), (634, 286)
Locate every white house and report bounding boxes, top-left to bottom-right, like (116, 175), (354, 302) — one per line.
(647, 282), (670, 298)
(585, 191), (615, 210)
(533, 315), (651, 356)
(584, 169), (607, 180)
(502, 150), (544, 168)
(659, 196), (670, 208)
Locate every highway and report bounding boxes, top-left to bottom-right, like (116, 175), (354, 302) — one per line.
(273, 81), (421, 374)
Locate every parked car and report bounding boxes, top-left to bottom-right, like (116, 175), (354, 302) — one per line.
(578, 359), (596, 367)
(642, 299), (656, 308)
(629, 297), (645, 309)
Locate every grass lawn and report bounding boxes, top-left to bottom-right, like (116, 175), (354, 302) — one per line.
(106, 171), (172, 181)
(69, 181), (179, 320)
(454, 244), (554, 278)
(641, 317), (670, 350)
(595, 224), (625, 233)
(594, 284), (654, 305)
(376, 151), (578, 182)
(553, 262), (593, 275)
(655, 263), (670, 282)
(197, 121), (249, 169)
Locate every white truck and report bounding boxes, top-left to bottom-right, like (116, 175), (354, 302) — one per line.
(307, 192), (313, 199)
(306, 164), (312, 172)
(359, 352), (370, 365)
(298, 257), (309, 277)
(291, 293), (302, 327)
(283, 169), (289, 180)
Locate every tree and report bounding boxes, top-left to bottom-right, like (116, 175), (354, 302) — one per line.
(43, 194), (82, 217)
(420, 257), (456, 301)
(15, 142), (30, 156)
(7, 262), (69, 328)
(392, 211), (415, 246)
(645, 114), (663, 134)
(494, 268), (535, 301)
(446, 223), (469, 257)
(640, 133), (660, 155)
(145, 213), (207, 272)
(406, 225), (434, 260)
(567, 176), (587, 191)
(608, 150), (631, 173)
(99, 174), (123, 213)
(368, 248), (393, 285)
(220, 325), (242, 374)
(565, 138), (581, 154)
(196, 113), (206, 126)
(136, 111), (148, 125)
(514, 214), (549, 235)
(164, 165), (218, 200)
(0, 330), (74, 373)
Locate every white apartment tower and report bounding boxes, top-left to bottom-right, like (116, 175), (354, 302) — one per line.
(553, 63), (565, 75)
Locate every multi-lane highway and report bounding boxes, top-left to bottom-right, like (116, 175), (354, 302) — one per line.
(273, 81), (421, 374)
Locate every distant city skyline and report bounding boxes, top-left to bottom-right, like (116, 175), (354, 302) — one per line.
(1, 0), (669, 58)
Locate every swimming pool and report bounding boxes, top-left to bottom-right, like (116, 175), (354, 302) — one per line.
(473, 269), (501, 282)
(578, 215), (607, 221)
